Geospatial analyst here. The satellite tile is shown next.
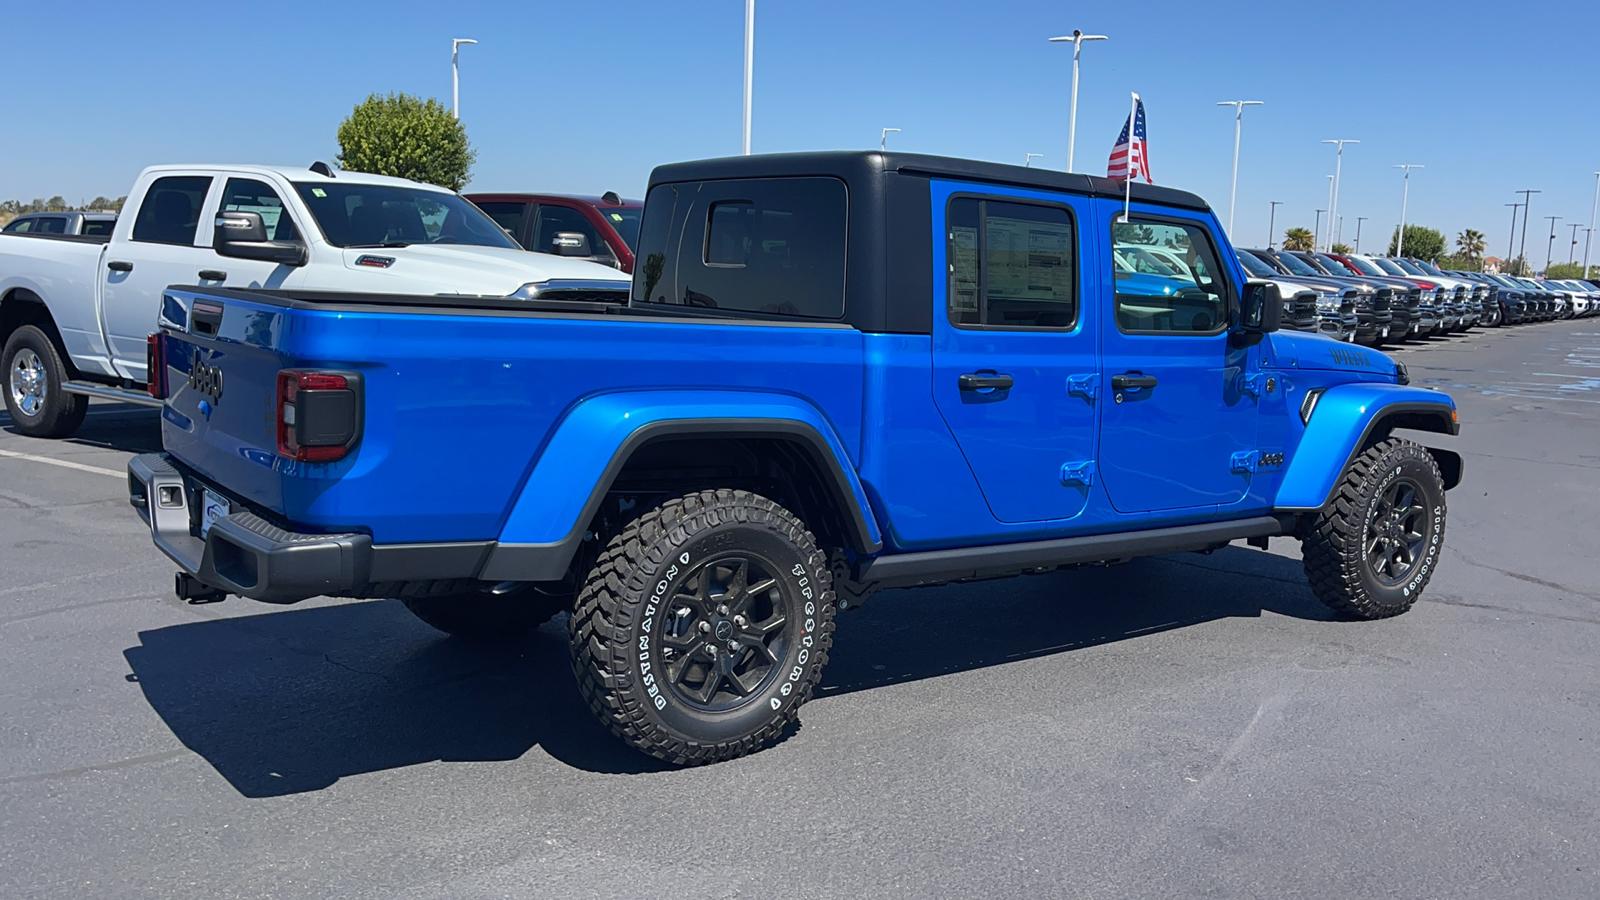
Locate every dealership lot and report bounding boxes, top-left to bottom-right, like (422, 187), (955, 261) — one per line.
(2, 326), (1597, 898)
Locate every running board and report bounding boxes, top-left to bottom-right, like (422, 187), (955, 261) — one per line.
(858, 515), (1294, 589)
(62, 381), (163, 408)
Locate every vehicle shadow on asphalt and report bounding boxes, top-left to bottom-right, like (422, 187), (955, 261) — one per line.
(1, 404), (162, 455)
(123, 546), (1335, 796)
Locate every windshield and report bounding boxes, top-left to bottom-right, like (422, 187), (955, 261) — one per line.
(1272, 251), (1321, 277)
(1312, 254), (1351, 275)
(1236, 251), (1276, 278)
(1414, 260), (1446, 276)
(1342, 255), (1385, 277)
(292, 182), (518, 249)
(1390, 258), (1427, 276)
(1371, 257), (1407, 276)
(598, 207), (642, 252)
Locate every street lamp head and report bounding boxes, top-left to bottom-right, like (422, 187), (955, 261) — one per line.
(453, 38), (478, 48)
(1049, 33), (1107, 43)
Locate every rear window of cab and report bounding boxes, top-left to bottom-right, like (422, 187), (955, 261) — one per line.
(631, 177), (847, 319)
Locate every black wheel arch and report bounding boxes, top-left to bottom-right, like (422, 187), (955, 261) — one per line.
(0, 289), (78, 379)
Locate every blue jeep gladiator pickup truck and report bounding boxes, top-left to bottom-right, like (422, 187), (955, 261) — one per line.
(128, 152), (1462, 765)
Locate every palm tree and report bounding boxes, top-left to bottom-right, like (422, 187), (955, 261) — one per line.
(1456, 229), (1486, 264)
(1283, 227), (1314, 251)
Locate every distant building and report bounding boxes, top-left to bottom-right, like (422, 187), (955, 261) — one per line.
(1483, 256), (1503, 273)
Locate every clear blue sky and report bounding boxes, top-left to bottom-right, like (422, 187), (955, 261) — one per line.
(6, 0), (1599, 262)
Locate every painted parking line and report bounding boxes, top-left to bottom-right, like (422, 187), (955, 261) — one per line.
(0, 448), (124, 479)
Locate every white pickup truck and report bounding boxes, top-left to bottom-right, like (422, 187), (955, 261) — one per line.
(0, 162), (631, 437)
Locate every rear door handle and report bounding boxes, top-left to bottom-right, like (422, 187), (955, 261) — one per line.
(198, 270), (227, 282)
(958, 372), (1014, 392)
(107, 260), (133, 272)
(1111, 373), (1158, 390)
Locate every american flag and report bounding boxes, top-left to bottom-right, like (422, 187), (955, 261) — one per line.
(1107, 96), (1152, 183)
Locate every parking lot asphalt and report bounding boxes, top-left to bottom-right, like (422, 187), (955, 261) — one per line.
(2, 324), (1597, 899)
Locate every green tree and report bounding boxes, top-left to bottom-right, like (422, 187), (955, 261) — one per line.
(1283, 227), (1314, 251)
(1330, 242), (1351, 254)
(1544, 263), (1595, 280)
(1456, 228), (1486, 264)
(335, 92), (476, 191)
(1387, 224), (1446, 261)
(1500, 255), (1530, 276)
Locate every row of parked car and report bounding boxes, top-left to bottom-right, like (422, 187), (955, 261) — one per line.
(1232, 247), (1598, 343)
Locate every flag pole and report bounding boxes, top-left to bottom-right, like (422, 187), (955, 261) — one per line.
(1121, 92), (1138, 223)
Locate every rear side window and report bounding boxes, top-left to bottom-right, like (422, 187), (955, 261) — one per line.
(35, 216), (68, 234)
(473, 201), (529, 246)
(947, 197), (1078, 329)
(220, 178), (299, 241)
(634, 177), (847, 319)
(1111, 218), (1229, 335)
(132, 175), (212, 246)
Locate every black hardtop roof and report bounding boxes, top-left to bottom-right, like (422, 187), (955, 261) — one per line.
(647, 151), (1210, 212)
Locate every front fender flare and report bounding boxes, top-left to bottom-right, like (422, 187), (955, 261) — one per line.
(480, 391), (881, 582)
(1275, 383), (1459, 511)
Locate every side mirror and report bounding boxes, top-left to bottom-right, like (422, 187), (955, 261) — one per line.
(551, 231), (592, 257)
(213, 211), (307, 267)
(1237, 280), (1282, 338)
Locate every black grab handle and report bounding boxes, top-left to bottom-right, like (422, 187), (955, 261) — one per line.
(958, 372), (1014, 391)
(1111, 373), (1159, 390)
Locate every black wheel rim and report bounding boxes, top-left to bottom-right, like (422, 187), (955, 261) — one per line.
(656, 553), (790, 712)
(1365, 478), (1430, 586)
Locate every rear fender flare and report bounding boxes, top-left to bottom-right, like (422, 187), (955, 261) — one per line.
(1275, 383), (1460, 511)
(482, 391), (881, 582)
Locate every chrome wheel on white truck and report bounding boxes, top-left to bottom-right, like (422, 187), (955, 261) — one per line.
(2, 325), (87, 437)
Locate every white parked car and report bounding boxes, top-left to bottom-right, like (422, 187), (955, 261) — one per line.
(0, 163), (631, 436)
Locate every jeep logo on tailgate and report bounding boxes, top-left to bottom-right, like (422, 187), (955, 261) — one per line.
(190, 350), (223, 402)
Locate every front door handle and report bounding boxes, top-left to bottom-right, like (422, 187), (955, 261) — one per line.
(1111, 373), (1159, 390)
(958, 372), (1014, 392)
(107, 260), (133, 272)
(198, 270), (227, 282)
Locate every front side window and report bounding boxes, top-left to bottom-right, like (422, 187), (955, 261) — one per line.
(532, 204), (610, 261)
(220, 178), (299, 241)
(1110, 217), (1229, 335)
(948, 197), (1078, 329)
(5, 218), (34, 233)
(131, 175), (213, 246)
(292, 182), (517, 250)
(634, 176), (847, 319)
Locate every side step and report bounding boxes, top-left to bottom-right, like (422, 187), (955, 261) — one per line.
(62, 381), (162, 408)
(858, 515), (1294, 589)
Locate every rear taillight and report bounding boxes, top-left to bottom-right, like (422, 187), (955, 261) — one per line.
(276, 370), (362, 463)
(146, 333), (167, 399)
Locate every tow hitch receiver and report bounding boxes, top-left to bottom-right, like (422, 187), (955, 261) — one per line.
(175, 572), (228, 604)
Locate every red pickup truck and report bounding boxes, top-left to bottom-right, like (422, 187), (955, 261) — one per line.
(466, 191), (643, 273)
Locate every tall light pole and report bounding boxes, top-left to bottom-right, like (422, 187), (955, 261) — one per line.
(1505, 203), (1521, 265)
(880, 128), (901, 152)
(1324, 175), (1335, 251)
(1585, 173), (1600, 278)
(1025, 153), (1044, 167)
(1314, 209), (1325, 251)
(1516, 189), (1541, 264)
(742, 0), (755, 155)
(1216, 101), (1263, 238)
(1545, 216), (1562, 272)
(1322, 139), (1359, 252)
(1049, 30), (1108, 172)
(1268, 200), (1282, 248)
(1337, 214), (1344, 247)
(1355, 216), (1368, 253)
(1569, 223), (1583, 265)
(451, 38), (478, 119)
(1393, 164), (1423, 258)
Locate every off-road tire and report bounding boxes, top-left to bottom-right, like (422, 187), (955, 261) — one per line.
(2, 325), (87, 438)
(1302, 438), (1447, 619)
(402, 586), (572, 639)
(570, 489), (836, 766)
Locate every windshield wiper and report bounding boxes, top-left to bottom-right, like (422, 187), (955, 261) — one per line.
(347, 242), (412, 249)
